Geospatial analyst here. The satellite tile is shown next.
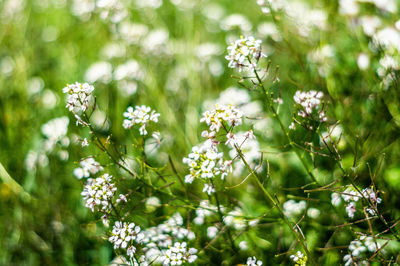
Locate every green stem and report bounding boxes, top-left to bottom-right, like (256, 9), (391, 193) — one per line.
(233, 143), (317, 265)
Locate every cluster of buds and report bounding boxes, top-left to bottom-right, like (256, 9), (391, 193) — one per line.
(225, 36), (265, 72)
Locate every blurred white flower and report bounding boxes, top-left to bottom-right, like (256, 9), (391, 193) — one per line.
(84, 61), (112, 84)
(246, 256), (263, 266)
(357, 53), (370, 70)
(73, 157), (103, 179)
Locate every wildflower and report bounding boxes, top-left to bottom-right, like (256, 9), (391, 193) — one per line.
(41, 116), (70, 152)
(290, 251), (307, 266)
(349, 239), (366, 256)
(331, 192), (342, 206)
(108, 221), (144, 258)
(283, 200), (306, 217)
(345, 202), (356, 218)
(342, 186), (361, 202)
(193, 200), (218, 225)
(239, 241), (248, 250)
(257, 0), (283, 14)
(182, 141), (228, 185)
(223, 207), (252, 230)
(116, 194), (128, 203)
(225, 36), (265, 71)
(202, 183), (216, 195)
(62, 82), (94, 113)
(247, 256), (263, 266)
(73, 157), (103, 179)
(293, 90), (326, 122)
(200, 104), (243, 134)
(81, 173), (117, 212)
(81, 138), (89, 147)
(159, 242), (198, 265)
(207, 226), (218, 238)
(123, 105), (160, 135)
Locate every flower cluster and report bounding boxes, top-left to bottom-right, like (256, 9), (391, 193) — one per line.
(224, 207), (258, 230)
(41, 116), (70, 152)
(140, 213), (196, 264)
(201, 104), (243, 135)
(283, 200), (306, 218)
(159, 242), (198, 265)
(257, 0), (283, 14)
(73, 157), (103, 179)
(62, 82), (94, 113)
(182, 141), (231, 194)
(225, 36), (265, 71)
(293, 90), (327, 122)
(290, 251), (307, 266)
(193, 200), (218, 225)
(343, 236), (381, 266)
(332, 186), (382, 218)
(109, 221), (144, 259)
(246, 256), (263, 265)
(123, 105), (160, 135)
(81, 173), (117, 212)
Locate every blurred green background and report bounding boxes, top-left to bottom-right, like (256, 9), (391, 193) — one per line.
(1, 0), (400, 265)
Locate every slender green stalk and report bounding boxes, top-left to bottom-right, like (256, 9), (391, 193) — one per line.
(233, 143), (317, 265)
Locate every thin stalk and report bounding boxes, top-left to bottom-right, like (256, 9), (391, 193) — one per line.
(251, 65), (318, 183)
(233, 143), (317, 265)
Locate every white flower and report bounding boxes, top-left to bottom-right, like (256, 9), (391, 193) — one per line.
(225, 36), (265, 72)
(203, 183), (216, 195)
(116, 194), (128, 203)
(342, 187), (361, 202)
(84, 61), (112, 84)
(346, 202), (356, 218)
(206, 226), (218, 238)
(293, 90), (326, 121)
(73, 157), (103, 179)
(246, 256), (263, 266)
(159, 242), (197, 265)
(290, 251), (307, 266)
(183, 141), (229, 186)
(257, 0), (284, 14)
(200, 104), (243, 134)
(81, 173), (117, 212)
(349, 239), (366, 256)
(123, 105), (160, 135)
(109, 221), (144, 256)
(62, 82), (94, 113)
(331, 192), (342, 206)
(283, 200), (306, 217)
(41, 116), (70, 152)
(81, 138), (89, 147)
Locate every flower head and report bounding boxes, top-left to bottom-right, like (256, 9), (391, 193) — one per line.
(123, 105), (160, 135)
(225, 36), (265, 71)
(81, 173), (116, 212)
(63, 82), (94, 113)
